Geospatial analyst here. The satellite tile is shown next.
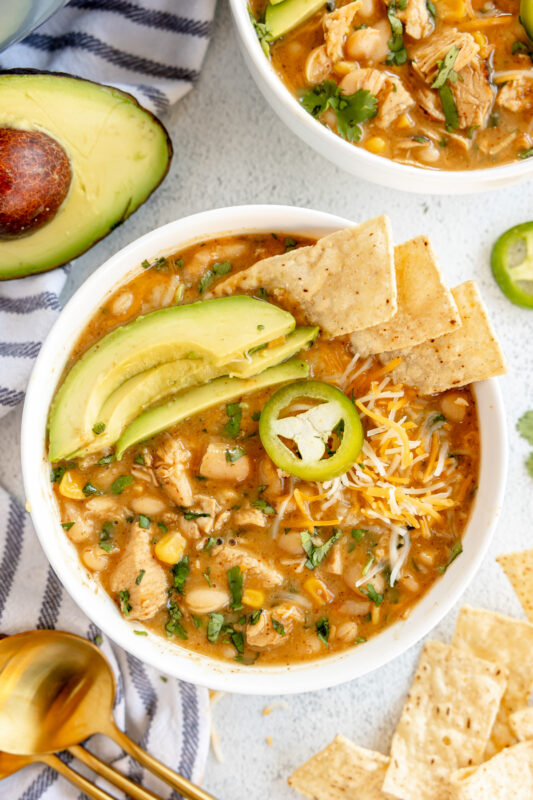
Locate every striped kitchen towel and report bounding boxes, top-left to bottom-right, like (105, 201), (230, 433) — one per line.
(0, 1), (216, 797)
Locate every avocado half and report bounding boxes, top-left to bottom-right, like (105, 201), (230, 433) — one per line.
(0, 71), (172, 279)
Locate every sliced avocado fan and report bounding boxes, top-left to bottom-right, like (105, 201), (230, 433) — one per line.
(0, 71), (172, 279)
(48, 297), (296, 461)
(116, 359), (310, 460)
(78, 325), (318, 456)
(265, 0), (326, 40)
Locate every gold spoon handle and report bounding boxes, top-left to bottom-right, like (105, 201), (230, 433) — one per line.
(69, 744), (166, 800)
(38, 753), (116, 800)
(107, 722), (218, 800)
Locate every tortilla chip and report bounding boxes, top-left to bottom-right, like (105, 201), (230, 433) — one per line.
(383, 281), (506, 395)
(497, 549), (533, 623)
(450, 741), (533, 800)
(214, 217), (397, 336)
(288, 734), (393, 800)
(510, 708), (533, 742)
(382, 640), (507, 800)
(452, 606), (533, 754)
(350, 236), (461, 357)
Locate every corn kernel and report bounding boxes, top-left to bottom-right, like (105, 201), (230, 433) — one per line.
(365, 136), (387, 155)
(333, 60), (356, 76)
(58, 470), (85, 500)
(396, 114), (413, 130)
(155, 531), (186, 564)
(243, 589), (265, 608)
(371, 605), (381, 625)
(436, 0), (472, 22)
(304, 577), (334, 607)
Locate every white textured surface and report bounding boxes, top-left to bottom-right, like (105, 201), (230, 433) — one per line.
(2, 2), (532, 798)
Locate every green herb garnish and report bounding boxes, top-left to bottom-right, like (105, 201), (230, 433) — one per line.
(134, 453), (146, 465)
(224, 402), (242, 438)
(97, 454), (115, 466)
(136, 569), (145, 585)
(361, 583), (384, 606)
(249, 609), (262, 625)
(301, 528), (342, 569)
(301, 81), (378, 142)
(166, 601), (187, 639)
(226, 445), (247, 463)
(172, 556), (190, 594)
(83, 482), (102, 497)
(252, 497), (276, 515)
(437, 541), (463, 573)
(227, 566), (243, 610)
(198, 260), (232, 293)
(316, 616), (330, 646)
(99, 521), (116, 553)
(207, 612), (225, 642)
(119, 590), (132, 616)
(432, 44), (460, 88)
(111, 475), (133, 495)
(272, 618), (285, 636)
(61, 522), (75, 531)
(138, 514), (151, 529)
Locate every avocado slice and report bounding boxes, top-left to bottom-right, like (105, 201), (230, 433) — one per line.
(228, 326), (318, 378)
(0, 71), (172, 279)
(116, 359), (310, 459)
(265, 0), (326, 39)
(78, 325), (318, 456)
(48, 297), (295, 461)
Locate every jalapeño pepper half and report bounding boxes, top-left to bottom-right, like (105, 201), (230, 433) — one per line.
(259, 380), (364, 481)
(491, 221), (533, 308)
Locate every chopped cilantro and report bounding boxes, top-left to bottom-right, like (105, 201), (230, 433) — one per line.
(439, 83), (459, 132)
(351, 528), (367, 542)
(386, 1), (407, 65)
(134, 453), (146, 465)
(252, 497), (276, 515)
(135, 569), (145, 585)
(249, 609), (262, 625)
(301, 528), (342, 569)
(207, 612), (225, 642)
(193, 615), (203, 629)
(61, 522), (75, 531)
(134, 630), (148, 636)
(437, 540), (463, 573)
(198, 260), (232, 293)
(111, 475), (133, 495)
(83, 482), (102, 497)
(203, 567), (212, 587)
(301, 80), (378, 142)
(166, 601), (187, 639)
(226, 445), (247, 463)
(432, 45), (460, 88)
(285, 237), (297, 252)
(204, 536), (217, 551)
(138, 514), (151, 529)
(272, 618), (285, 636)
(249, 6), (272, 57)
(99, 521), (116, 553)
(519, 148), (533, 159)
(158, 521), (168, 533)
(362, 554), (374, 576)
(97, 454), (115, 466)
(252, 410), (261, 421)
(51, 465), (67, 483)
(174, 257), (184, 269)
(316, 616), (330, 646)
(119, 590), (132, 616)
(488, 112), (500, 128)
(361, 583), (384, 606)
(431, 413), (447, 424)
(426, 0), (436, 19)
(227, 566), (243, 610)
(172, 556), (190, 594)
(224, 402), (242, 438)
(183, 509), (211, 520)
(256, 287), (269, 300)
(512, 40), (529, 54)
(92, 422), (106, 435)
(413, 136), (429, 144)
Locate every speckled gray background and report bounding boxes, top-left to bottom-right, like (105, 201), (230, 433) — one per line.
(1, 1), (533, 797)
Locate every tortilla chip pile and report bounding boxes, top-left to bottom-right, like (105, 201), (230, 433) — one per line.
(288, 548), (533, 800)
(215, 216), (506, 394)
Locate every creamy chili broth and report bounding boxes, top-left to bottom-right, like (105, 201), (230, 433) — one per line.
(51, 233), (480, 666)
(251, 0), (533, 170)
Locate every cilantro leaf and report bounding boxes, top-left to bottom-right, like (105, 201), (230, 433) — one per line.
(300, 82), (378, 143)
(166, 601), (187, 639)
(432, 45), (460, 88)
(437, 540), (463, 573)
(227, 566), (243, 610)
(111, 474), (133, 495)
(272, 618), (285, 636)
(300, 528), (343, 569)
(249, 609), (262, 625)
(316, 616), (330, 646)
(386, 1), (408, 65)
(119, 589), (132, 616)
(249, 6), (272, 57)
(198, 260), (232, 294)
(172, 556), (190, 594)
(99, 521), (116, 553)
(224, 402), (242, 438)
(301, 80), (339, 116)
(519, 148), (533, 159)
(207, 612), (225, 642)
(438, 84), (459, 131)
(361, 583), (384, 606)
(225, 445), (247, 463)
(252, 497), (276, 515)
(518, 411), (533, 444)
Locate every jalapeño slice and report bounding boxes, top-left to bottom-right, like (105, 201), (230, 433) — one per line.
(491, 221), (533, 308)
(259, 380), (364, 481)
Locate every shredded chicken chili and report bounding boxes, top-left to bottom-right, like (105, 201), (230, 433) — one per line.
(51, 234), (480, 665)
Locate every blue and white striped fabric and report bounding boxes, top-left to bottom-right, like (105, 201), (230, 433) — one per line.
(0, 1), (216, 796)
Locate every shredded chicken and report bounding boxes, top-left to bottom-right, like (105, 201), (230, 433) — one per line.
(412, 29), (479, 83)
(246, 604), (304, 651)
(212, 545), (283, 588)
(232, 507), (267, 528)
(477, 129), (517, 156)
(452, 61), (494, 129)
(109, 525), (168, 620)
(187, 495), (220, 534)
(497, 76), (533, 112)
(417, 86), (445, 121)
(154, 437), (193, 507)
(199, 441), (250, 483)
(326, 544), (344, 575)
(397, 0), (433, 40)
(340, 68), (414, 127)
(323, 0), (361, 61)
(305, 44), (333, 85)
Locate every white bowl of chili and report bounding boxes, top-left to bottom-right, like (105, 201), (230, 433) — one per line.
(229, 0), (533, 195)
(22, 204), (507, 694)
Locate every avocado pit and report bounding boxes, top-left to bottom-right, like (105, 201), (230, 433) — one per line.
(0, 127), (72, 238)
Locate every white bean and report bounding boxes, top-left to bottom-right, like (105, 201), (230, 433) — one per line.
(336, 621), (359, 643)
(186, 587), (230, 615)
(109, 292), (133, 316)
(81, 545), (108, 572)
(130, 496), (168, 515)
(440, 393), (468, 422)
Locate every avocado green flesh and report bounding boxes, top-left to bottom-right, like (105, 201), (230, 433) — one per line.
(265, 0), (326, 39)
(228, 326), (318, 378)
(76, 325), (318, 456)
(116, 359), (309, 459)
(48, 297), (295, 461)
(521, 0), (533, 39)
(0, 72), (172, 279)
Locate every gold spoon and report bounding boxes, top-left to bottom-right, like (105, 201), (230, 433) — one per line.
(0, 750), (115, 800)
(0, 630), (217, 800)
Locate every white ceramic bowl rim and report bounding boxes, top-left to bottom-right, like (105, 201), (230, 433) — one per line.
(229, 0), (533, 194)
(22, 204), (507, 695)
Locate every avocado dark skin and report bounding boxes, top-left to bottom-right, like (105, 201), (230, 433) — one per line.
(0, 128), (72, 238)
